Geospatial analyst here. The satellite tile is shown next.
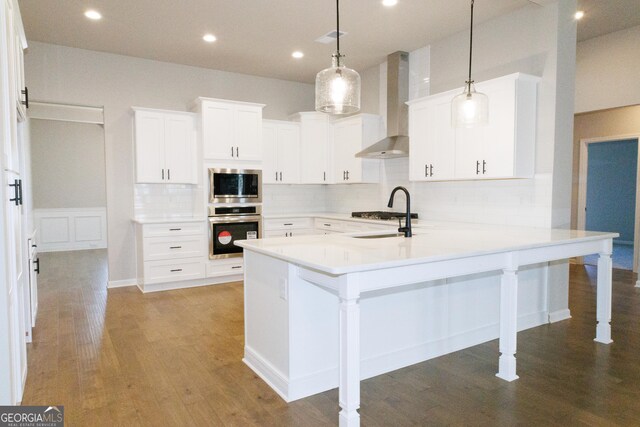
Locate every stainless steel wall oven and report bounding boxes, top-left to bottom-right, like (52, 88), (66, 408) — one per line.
(208, 205), (262, 259)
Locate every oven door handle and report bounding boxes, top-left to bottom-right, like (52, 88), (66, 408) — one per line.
(209, 215), (263, 224)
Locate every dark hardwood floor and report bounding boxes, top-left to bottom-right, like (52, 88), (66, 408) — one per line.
(21, 251), (640, 426)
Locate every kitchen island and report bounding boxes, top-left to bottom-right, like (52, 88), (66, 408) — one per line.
(236, 225), (617, 427)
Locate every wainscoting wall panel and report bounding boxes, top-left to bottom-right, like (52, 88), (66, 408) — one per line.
(34, 208), (107, 252)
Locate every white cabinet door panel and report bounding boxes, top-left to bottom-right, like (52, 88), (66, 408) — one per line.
(277, 124), (300, 184)
(164, 114), (196, 184)
(135, 111), (165, 183)
(236, 106), (262, 160)
(203, 102), (234, 160)
(262, 123), (278, 184)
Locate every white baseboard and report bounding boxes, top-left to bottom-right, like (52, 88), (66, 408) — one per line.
(548, 308), (572, 323)
(107, 279), (137, 289)
(139, 274), (243, 293)
(243, 347), (291, 402)
(246, 310), (548, 402)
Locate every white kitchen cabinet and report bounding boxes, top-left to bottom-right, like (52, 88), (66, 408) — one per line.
(332, 114), (383, 184)
(135, 221), (206, 289)
(263, 217), (315, 238)
(262, 120), (300, 184)
(408, 96), (455, 181)
(290, 112), (332, 184)
(133, 108), (197, 184)
(408, 73), (539, 182)
(191, 97), (265, 162)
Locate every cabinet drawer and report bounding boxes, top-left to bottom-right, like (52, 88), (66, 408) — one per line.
(143, 258), (205, 285)
(143, 235), (206, 261)
(206, 258), (244, 278)
(264, 217), (313, 230)
(143, 222), (204, 237)
(263, 228), (317, 238)
(314, 218), (344, 232)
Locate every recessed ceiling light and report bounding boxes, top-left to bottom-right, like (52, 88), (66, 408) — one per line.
(84, 10), (102, 20)
(382, 0), (398, 7)
(203, 34), (217, 43)
(292, 51), (304, 59)
(575, 10), (585, 20)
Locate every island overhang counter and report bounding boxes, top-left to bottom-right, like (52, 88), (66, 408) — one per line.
(236, 225), (617, 427)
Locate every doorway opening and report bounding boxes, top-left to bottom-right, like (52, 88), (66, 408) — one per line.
(27, 102), (108, 292)
(578, 136), (640, 271)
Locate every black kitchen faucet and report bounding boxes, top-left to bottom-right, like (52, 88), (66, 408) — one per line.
(387, 186), (412, 238)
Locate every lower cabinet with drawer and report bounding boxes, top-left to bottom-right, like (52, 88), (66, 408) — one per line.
(135, 221), (207, 292)
(263, 217), (317, 238)
(206, 258), (244, 278)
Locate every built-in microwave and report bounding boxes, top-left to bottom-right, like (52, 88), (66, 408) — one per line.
(209, 168), (262, 204)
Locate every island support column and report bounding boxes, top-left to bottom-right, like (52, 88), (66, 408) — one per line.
(338, 274), (361, 427)
(595, 240), (613, 344)
(496, 255), (519, 382)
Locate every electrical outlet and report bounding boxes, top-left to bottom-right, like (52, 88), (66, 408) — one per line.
(279, 278), (288, 301)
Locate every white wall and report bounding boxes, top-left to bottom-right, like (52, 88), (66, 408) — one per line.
(24, 42), (317, 282)
(575, 25), (640, 114)
(30, 119), (106, 208)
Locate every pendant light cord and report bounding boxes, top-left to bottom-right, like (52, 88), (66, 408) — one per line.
(336, 0), (340, 54)
(467, 0), (474, 90)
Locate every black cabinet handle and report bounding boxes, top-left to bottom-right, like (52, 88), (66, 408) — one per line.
(275, 172), (278, 181)
(284, 223), (293, 226)
(169, 246), (182, 249)
(476, 161), (480, 175)
(169, 228), (181, 231)
(236, 147), (239, 157)
(343, 171), (346, 180)
(167, 169), (170, 180)
(324, 223), (331, 227)
(34, 258), (40, 274)
(323, 171), (326, 181)
(231, 146), (234, 157)
(346, 171), (349, 180)
(279, 172), (282, 181)
(425, 164), (428, 177)
(482, 160), (487, 174)
(21, 87), (28, 108)
(231, 265), (242, 269)
(32, 244), (37, 248)
(18, 179), (23, 205)
(170, 269), (183, 272)
(430, 164), (433, 177)
(162, 169), (165, 180)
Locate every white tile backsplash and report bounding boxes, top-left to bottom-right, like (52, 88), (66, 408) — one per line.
(134, 184), (204, 218)
(262, 184), (327, 214)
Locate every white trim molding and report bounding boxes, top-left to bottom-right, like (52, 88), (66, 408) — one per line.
(34, 207), (107, 252)
(549, 308), (572, 323)
(107, 279), (137, 289)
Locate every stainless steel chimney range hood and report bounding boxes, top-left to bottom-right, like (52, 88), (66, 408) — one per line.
(356, 51), (409, 159)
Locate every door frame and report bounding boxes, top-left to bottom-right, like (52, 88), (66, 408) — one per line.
(577, 134), (640, 272)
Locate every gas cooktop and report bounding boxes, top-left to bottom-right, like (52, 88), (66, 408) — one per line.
(351, 211), (419, 221)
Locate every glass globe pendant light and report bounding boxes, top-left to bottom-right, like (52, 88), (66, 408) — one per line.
(315, 0), (361, 115)
(452, 0), (488, 127)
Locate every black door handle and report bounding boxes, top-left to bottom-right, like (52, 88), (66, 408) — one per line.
(21, 87), (28, 108)
(425, 164), (428, 177)
(323, 171), (326, 181)
(34, 258), (40, 274)
(482, 160), (487, 174)
(476, 161), (480, 175)
(9, 179), (21, 206)
(167, 169), (170, 180)
(430, 164), (433, 177)
(346, 171), (349, 180)
(162, 169), (165, 180)
(231, 146), (234, 157)
(236, 147), (239, 157)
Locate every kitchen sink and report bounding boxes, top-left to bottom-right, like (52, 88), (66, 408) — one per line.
(351, 233), (404, 239)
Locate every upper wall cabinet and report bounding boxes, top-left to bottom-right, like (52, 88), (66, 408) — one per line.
(332, 114), (383, 184)
(262, 120), (300, 184)
(408, 73), (540, 182)
(190, 98), (265, 162)
(133, 108), (198, 184)
(290, 112), (332, 184)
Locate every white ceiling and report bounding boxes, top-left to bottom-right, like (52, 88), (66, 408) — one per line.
(18, 0), (640, 83)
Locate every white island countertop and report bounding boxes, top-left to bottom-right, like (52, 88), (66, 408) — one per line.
(236, 224), (617, 275)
